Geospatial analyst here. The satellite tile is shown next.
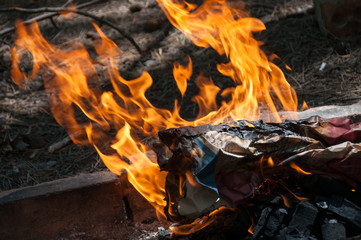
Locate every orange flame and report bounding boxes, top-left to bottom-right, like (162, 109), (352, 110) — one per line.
(290, 162), (312, 175)
(11, 21), (169, 214)
(192, 73), (220, 118)
(185, 170), (201, 187)
(267, 156), (274, 167)
(157, 0), (298, 122)
(59, 3), (76, 19)
(170, 206), (233, 235)
(281, 183), (309, 202)
(247, 216), (254, 235)
(259, 156), (274, 179)
(280, 194), (291, 208)
(11, 0), (300, 220)
(301, 101), (309, 110)
(173, 56), (192, 97)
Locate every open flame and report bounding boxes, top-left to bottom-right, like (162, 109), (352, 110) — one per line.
(11, 0), (299, 222)
(157, 0), (298, 122)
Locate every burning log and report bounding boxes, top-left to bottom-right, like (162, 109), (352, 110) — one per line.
(153, 114), (361, 239)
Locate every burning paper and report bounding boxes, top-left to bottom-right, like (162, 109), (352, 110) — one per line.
(156, 115), (361, 219)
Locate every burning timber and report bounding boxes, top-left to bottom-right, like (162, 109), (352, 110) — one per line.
(153, 113), (361, 239)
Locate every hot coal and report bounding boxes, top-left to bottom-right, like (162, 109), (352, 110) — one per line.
(155, 177), (361, 239)
(287, 201), (318, 237)
(263, 208), (288, 238)
(252, 207), (272, 239)
(316, 195), (361, 229)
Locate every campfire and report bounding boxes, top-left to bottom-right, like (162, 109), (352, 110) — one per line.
(5, 0), (361, 239)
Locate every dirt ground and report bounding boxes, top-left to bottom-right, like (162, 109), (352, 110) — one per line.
(0, 0), (360, 194)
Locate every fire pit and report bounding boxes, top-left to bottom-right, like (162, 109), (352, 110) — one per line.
(0, 0), (361, 239)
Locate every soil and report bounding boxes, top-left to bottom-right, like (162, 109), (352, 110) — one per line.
(0, 0), (360, 215)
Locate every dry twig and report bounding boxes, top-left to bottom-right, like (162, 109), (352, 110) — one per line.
(48, 130), (85, 153)
(48, 136), (72, 153)
(260, 0), (314, 24)
(0, 1), (142, 54)
(0, 0), (102, 36)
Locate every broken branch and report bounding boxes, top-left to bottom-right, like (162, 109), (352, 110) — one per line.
(48, 136), (72, 153)
(0, 1), (142, 54)
(0, 0), (103, 36)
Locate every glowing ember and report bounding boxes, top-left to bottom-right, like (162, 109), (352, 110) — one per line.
(10, 0), (299, 220)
